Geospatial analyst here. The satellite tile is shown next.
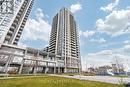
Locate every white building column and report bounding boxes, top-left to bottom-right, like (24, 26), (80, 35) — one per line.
(45, 62), (48, 74)
(54, 62), (56, 74)
(3, 55), (14, 74)
(18, 59), (25, 74)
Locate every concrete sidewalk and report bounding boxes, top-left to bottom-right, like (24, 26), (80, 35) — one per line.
(50, 75), (130, 84)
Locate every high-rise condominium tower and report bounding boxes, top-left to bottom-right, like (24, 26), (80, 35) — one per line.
(0, 0), (34, 45)
(49, 8), (81, 73)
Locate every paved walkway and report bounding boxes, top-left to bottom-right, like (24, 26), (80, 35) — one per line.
(50, 75), (130, 84)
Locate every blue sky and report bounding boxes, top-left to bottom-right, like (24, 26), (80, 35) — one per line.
(19, 0), (130, 70)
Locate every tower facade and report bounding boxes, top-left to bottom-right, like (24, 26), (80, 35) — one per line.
(0, 0), (34, 45)
(49, 8), (81, 73)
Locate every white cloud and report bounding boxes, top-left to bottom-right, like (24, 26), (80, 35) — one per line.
(100, 0), (119, 12)
(79, 30), (95, 38)
(99, 38), (106, 43)
(101, 42), (120, 48)
(123, 40), (130, 45)
(126, 6), (130, 9)
(90, 38), (106, 44)
(70, 3), (82, 13)
(97, 50), (113, 55)
(96, 9), (130, 37)
(81, 50), (113, 71)
(18, 42), (27, 47)
(123, 45), (130, 52)
(82, 48), (130, 71)
(21, 8), (51, 42)
(35, 8), (44, 19)
(88, 50), (113, 58)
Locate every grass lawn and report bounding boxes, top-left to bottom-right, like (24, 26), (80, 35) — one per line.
(0, 76), (122, 87)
